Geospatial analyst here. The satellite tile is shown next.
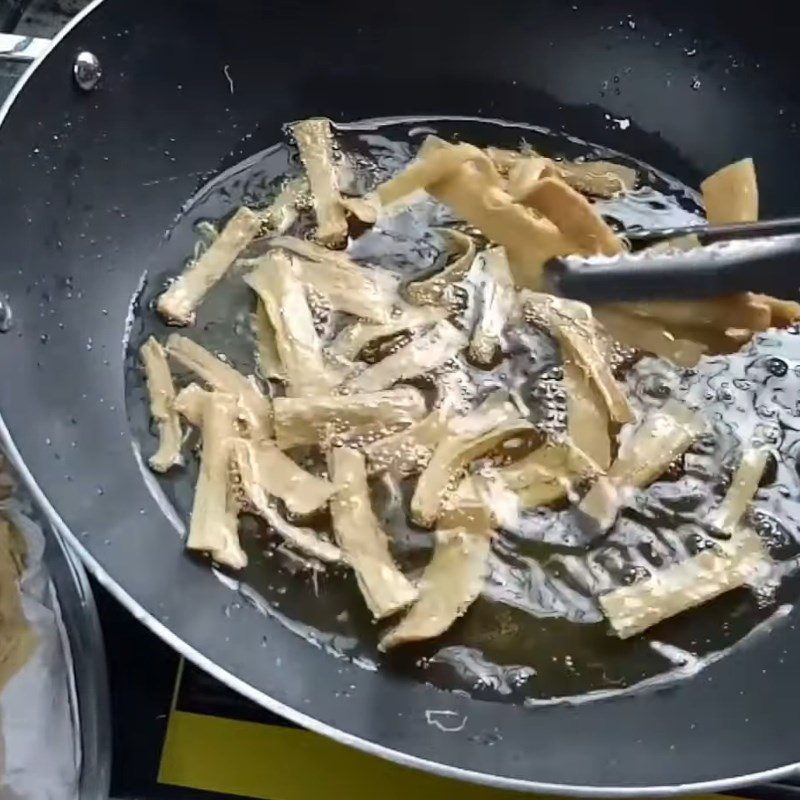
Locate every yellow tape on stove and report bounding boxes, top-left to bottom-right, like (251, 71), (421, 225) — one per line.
(159, 709), (733, 800)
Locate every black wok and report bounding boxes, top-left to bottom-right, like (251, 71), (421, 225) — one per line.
(1, 0), (800, 793)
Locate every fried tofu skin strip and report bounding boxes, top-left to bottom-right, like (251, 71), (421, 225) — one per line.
(518, 177), (623, 257)
(469, 247), (516, 366)
(231, 440), (342, 563)
(329, 306), (447, 360)
(594, 307), (707, 368)
(698, 160), (798, 334)
(166, 334), (272, 438)
(377, 138), (488, 205)
(505, 156), (551, 199)
(291, 118), (347, 246)
(754, 294), (800, 326)
(364, 406), (450, 476)
(186, 394), (246, 570)
(173, 383), (207, 427)
(260, 177), (307, 236)
(346, 319), (467, 393)
(709, 449), (769, 535)
(273, 387), (426, 449)
(487, 148), (637, 198)
(339, 194), (380, 226)
(405, 228), (477, 306)
(580, 399), (705, 533)
(376, 136), (572, 289)
(329, 447), (418, 619)
(380, 520), (491, 649)
(701, 157), (758, 224)
(442, 472), (521, 529)
(600, 528), (768, 639)
(603, 292), (783, 358)
(610, 296), (771, 334)
(233, 436), (334, 517)
(157, 206), (260, 325)
(563, 359), (612, 470)
(140, 337), (183, 472)
(411, 396), (533, 527)
(252, 300), (286, 381)
(484, 146), (525, 176)
(499, 441), (600, 509)
(610, 160), (794, 355)
(244, 252), (340, 397)
(176, 385), (333, 517)
(524, 293), (634, 424)
(429, 164), (572, 290)
(269, 236), (398, 322)
(552, 159), (636, 198)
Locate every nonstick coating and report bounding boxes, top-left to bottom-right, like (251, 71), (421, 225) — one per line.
(2, 0), (800, 793)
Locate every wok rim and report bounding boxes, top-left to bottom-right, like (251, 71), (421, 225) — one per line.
(1, 1), (799, 795)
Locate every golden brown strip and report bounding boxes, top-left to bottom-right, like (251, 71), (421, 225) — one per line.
(166, 334), (272, 439)
(329, 447), (418, 619)
(594, 307), (707, 368)
(498, 441), (599, 509)
(486, 148), (636, 197)
(346, 319), (467, 393)
(411, 396), (532, 527)
(708, 449), (768, 534)
(563, 359), (612, 470)
(234, 437), (334, 517)
(551, 159), (636, 198)
(753, 294), (800, 327)
(173, 383), (206, 427)
(186, 394), (246, 570)
(524, 293), (634, 424)
(379, 523), (491, 649)
(701, 157), (758, 224)
(377, 135), (573, 289)
(580, 399), (704, 533)
(157, 206), (260, 325)
(329, 306), (446, 360)
(429, 160), (573, 290)
(364, 406), (450, 476)
(506, 156), (551, 200)
(600, 528), (768, 639)
(405, 228), (477, 306)
(339, 194), (380, 226)
(268, 236), (398, 323)
(0, 517), (37, 692)
(260, 177), (307, 236)
(140, 336), (183, 472)
(232, 440), (343, 563)
(377, 137), (489, 205)
(291, 118), (348, 246)
(273, 387), (426, 449)
(518, 177), (623, 257)
(252, 300), (286, 381)
(609, 296), (771, 334)
(469, 247), (516, 366)
(244, 252), (341, 397)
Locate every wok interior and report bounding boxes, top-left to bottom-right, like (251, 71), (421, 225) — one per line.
(127, 117), (800, 703)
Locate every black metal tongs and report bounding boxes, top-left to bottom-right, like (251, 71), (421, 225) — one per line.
(543, 216), (800, 304)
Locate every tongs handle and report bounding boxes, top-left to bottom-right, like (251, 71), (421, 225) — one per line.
(625, 216), (800, 249)
(545, 237), (800, 304)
